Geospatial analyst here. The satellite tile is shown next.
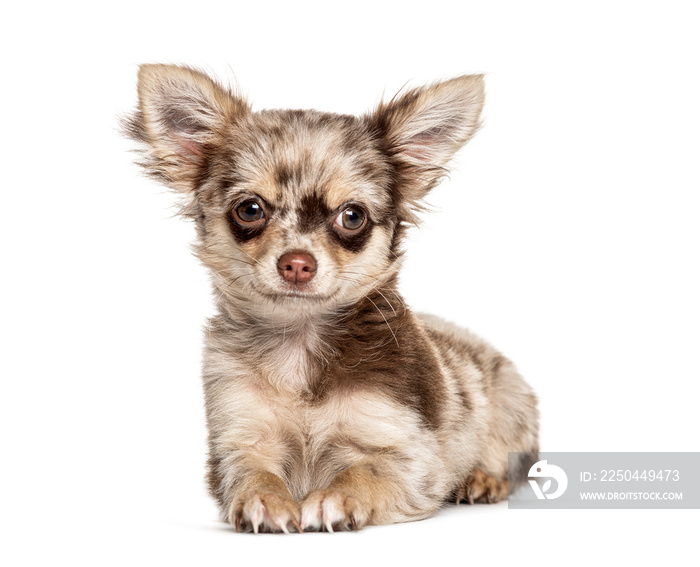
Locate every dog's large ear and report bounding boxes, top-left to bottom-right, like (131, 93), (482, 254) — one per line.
(124, 64), (249, 193)
(366, 75), (484, 221)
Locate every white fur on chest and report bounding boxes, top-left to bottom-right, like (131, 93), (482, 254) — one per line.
(219, 314), (324, 393)
(263, 329), (317, 393)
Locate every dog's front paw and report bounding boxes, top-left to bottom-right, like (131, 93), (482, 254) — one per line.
(300, 489), (369, 532)
(229, 491), (302, 534)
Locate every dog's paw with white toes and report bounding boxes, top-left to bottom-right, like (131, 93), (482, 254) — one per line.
(229, 491), (302, 534)
(300, 489), (369, 532)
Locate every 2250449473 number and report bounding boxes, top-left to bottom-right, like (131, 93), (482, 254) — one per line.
(599, 470), (680, 482)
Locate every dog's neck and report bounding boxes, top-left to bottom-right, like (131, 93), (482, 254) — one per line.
(212, 281), (409, 396)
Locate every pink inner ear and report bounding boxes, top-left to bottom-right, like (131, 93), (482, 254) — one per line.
(403, 127), (446, 164)
(174, 136), (205, 157)
(404, 146), (436, 162)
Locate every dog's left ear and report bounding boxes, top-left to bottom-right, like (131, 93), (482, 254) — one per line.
(366, 75), (484, 219)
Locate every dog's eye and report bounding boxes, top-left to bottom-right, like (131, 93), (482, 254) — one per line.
(334, 207), (366, 231)
(235, 200), (265, 223)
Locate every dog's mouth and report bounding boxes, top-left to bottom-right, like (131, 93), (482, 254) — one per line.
(275, 279), (318, 295)
(255, 285), (335, 302)
(252, 271), (346, 303)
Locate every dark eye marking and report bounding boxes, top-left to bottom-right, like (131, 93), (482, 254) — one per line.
(228, 196), (269, 242)
(329, 202), (373, 253)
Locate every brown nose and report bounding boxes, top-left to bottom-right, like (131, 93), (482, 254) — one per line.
(277, 251), (317, 284)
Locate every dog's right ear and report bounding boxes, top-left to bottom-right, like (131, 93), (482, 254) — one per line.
(124, 64), (249, 192)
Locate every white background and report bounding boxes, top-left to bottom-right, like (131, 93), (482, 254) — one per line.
(2, 1), (698, 565)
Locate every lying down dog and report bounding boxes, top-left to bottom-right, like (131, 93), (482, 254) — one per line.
(124, 64), (539, 532)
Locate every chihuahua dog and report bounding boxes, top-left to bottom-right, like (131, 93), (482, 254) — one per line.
(125, 65), (539, 533)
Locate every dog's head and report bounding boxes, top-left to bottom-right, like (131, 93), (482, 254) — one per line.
(125, 65), (484, 317)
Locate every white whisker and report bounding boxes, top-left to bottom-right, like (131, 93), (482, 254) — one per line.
(366, 295), (400, 348)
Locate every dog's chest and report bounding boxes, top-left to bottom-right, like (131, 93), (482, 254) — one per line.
(255, 325), (323, 393)
(206, 323), (426, 501)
